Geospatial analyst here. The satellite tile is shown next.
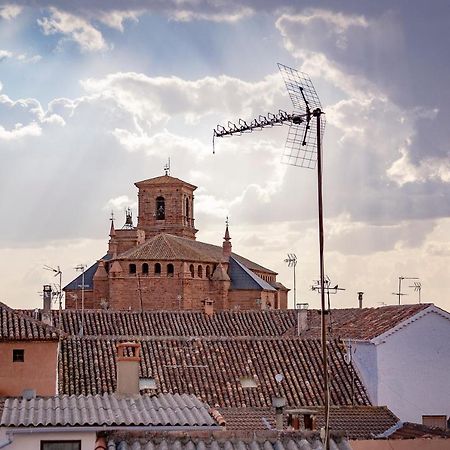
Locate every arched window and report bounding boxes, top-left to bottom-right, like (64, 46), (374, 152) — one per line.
(129, 263), (136, 274)
(206, 265), (211, 278)
(197, 265), (203, 278)
(156, 196), (165, 220)
(142, 263), (149, 275)
(154, 263), (161, 276)
(185, 197), (190, 225)
(189, 264), (195, 278)
(167, 263), (174, 277)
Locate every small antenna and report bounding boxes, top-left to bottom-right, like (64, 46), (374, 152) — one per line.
(409, 281), (422, 303)
(43, 265), (63, 336)
(284, 253), (298, 307)
(392, 276), (419, 305)
(164, 157), (171, 176)
(75, 264), (87, 336)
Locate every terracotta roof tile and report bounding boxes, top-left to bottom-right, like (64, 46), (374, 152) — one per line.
(218, 406), (399, 439)
(21, 304), (433, 341)
(58, 337), (370, 407)
(387, 422), (450, 439)
(0, 302), (60, 341)
(116, 233), (276, 274)
(288, 304), (432, 340)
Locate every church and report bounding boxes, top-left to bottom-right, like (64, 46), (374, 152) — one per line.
(64, 173), (288, 311)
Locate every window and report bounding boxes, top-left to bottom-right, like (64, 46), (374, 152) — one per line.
(185, 197), (190, 222)
(198, 265), (203, 278)
(129, 263), (136, 274)
(206, 265), (211, 278)
(167, 263), (174, 277)
(154, 263), (161, 276)
(189, 264), (195, 278)
(156, 196), (165, 220)
(41, 441), (81, 450)
(12, 349), (24, 362)
(142, 263), (149, 275)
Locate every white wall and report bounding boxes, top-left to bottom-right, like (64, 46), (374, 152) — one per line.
(351, 341), (378, 404)
(0, 428), (96, 450)
(375, 309), (450, 423)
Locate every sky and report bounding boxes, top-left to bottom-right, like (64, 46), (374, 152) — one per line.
(0, 0), (449, 311)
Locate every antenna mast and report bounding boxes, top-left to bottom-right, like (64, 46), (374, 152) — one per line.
(213, 63), (330, 448)
(75, 264), (87, 336)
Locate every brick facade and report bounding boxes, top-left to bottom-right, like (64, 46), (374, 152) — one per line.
(64, 174), (288, 312)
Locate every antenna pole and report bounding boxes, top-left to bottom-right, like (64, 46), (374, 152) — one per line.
(315, 108), (330, 450)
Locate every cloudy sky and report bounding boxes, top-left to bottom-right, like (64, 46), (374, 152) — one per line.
(0, 0), (449, 311)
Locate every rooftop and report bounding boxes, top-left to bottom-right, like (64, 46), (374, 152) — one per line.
(0, 393), (218, 428)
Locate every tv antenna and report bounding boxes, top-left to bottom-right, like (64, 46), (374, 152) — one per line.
(392, 276), (419, 305)
(312, 275), (346, 311)
(43, 265), (63, 335)
(213, 63), (330, 448)
(284, 253), (298, 306)
(409, 281), (422, 303)
(75, 264), (87, 336)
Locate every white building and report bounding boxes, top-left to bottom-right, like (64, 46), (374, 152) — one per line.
(347, 304), (450, 424)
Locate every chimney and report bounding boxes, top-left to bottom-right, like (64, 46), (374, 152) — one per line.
(116, 342), (141, 396)
(286, 408), (318, 431)
(272, 396), (286, 431)
(357, 291), (364, 309)
(42, 285), (53, 326)
(297, 308), (309, 335)
(203, 298), (214, 317)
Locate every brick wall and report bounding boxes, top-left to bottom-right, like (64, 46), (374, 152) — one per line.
(65, 289), (95, 309)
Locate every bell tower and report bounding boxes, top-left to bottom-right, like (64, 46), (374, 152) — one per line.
(135, 174), (198, 240)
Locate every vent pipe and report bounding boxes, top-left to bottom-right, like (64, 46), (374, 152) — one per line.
(357, 292), (364, 309)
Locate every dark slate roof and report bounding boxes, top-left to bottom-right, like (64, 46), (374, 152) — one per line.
(0, 393), (217, 428)
(116, 234), (276, 275)
(63, 254), (111, 291)
(217, 406), (399, 440)
(229, 258), (275, 291)
(0, 302), (60, 341)
(58, 337), (370, 407)
(106, 432), (351, 450)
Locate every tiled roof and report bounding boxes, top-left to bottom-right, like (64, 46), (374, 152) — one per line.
(23, 309), (298, 337)
(229, 258), (275, 291)
(290, 304), (432, 340)
(385, 422), (450, 439)
(106, 432), (351, 450)
(217, 406), (398, 439)
(58, 337), (370, 407)
(0, 393), (217, 428)
(0, 302), (60, 341)
(21, 304), (434, 341)
(135, 175), (197, 189)
(117, 233), (276, 275)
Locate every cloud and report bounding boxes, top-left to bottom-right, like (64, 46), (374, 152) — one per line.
(0, 4), (22, 20)
(0, 49), (42, 64)
(37, 7), (108, 52)
(0, 122), (41, 140)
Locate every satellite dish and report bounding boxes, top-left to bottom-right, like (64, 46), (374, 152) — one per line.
(275, 373), (284, 383)
(344, 353), (351, 365)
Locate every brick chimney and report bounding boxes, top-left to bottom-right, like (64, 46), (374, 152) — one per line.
(116, 342), (141, 396)
(203, 298), (214, 316)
